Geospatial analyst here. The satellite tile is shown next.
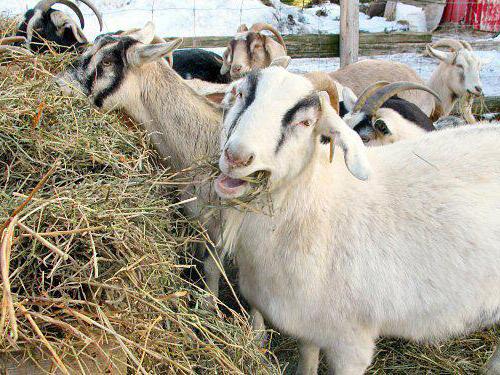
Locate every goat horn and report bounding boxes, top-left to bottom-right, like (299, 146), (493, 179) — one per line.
(430, 38), (465, 52)
(35, 0), (84, 29)
(35, 0), (103, 31)
(0, 45), (33, 56)
(305, 72), (339, 114)
(351, 81), (391, 114)
(249, 23), (287, 54)
(360, 82), (442, 118)
(460, 40), (473, 51)
(0, 36), (27, 45)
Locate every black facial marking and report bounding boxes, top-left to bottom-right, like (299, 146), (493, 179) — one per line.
(352, 113), (376, 143)
(339, 101), (348, 117)
(246, 32), (257, 60)
(276, 94), (320, 154)
(92, 38), (138, 108)
(351, 96), (435, 142)
(227, 71), (259, 138)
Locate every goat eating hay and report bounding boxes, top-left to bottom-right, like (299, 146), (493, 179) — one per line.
(0, 46), (275, 374)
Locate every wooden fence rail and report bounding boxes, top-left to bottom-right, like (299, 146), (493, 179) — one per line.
(164, 32), (433, 58)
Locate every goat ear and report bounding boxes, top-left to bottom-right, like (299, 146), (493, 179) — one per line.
(373, 118), (391, 135)
(264, 36), (287, 62)
(67, 23), (88, 43)
(128, 21), (156, 44)
(237, 24), (248, 32)
(426, 45), (455, 64)
(220, 48), (231, 74)
(269, 56), (291, 69)
(317, 91), (371, 181)
(342, 86), (357, 113)
(128, 38), (183, 67)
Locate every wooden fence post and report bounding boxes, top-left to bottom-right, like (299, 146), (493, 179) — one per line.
(340, 0), (359, 67)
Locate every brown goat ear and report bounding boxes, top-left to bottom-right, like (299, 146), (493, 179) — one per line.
(264, 36), (287, 62)
(237, 24), (248, 32)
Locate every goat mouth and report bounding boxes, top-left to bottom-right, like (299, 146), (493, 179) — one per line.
(215, 171), (268, 200)
(215, 173), (250, 199)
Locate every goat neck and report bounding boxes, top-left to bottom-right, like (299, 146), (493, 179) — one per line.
(130, 61), (222, 170)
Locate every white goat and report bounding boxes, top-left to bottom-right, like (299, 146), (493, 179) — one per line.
(426, 38), (487, 123)
(216, 66), (500, 375)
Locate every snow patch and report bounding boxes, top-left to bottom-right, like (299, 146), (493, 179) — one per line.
(395, 3), (427, 32)
(1, 0), (406, 41)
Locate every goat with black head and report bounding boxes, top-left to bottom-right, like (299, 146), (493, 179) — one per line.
(342, 81), (441, 146)
(16, 0), (103, 53)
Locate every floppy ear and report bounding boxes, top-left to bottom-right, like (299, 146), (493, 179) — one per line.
(342, 86), (357, 113)
(426, 45), (455, 64)
(237, 24), (248, 32)
(317, 91), (371, 181)
(67, 23), (88, 43)
(269, 56), (291, 69)
(127, 21), (156, 44)
(127, 38), (183, 67)
(220, 47), (231, 74)
(264, 36), (286, 62)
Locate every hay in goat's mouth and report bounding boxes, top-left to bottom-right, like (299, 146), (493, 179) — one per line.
(0, 41), (277, 374)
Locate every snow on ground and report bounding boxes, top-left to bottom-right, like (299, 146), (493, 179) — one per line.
(288, 50), (500, 96)
(394, 3), (426, 32)
(1, 0), (407, 40)
(205, 48), (499, 97)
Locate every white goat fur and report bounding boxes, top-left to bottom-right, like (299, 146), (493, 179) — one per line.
(426, 44), (485, 123)
(219, 67), (500, 374)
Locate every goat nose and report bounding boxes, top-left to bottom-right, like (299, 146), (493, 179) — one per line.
(475, 86), (483, 94)
(225, 148), (254, 167)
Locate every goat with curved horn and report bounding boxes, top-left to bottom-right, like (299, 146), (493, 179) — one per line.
(18, 0), (103, 53)
(357, 82), (441, 117)
(34, 0), (103, 31)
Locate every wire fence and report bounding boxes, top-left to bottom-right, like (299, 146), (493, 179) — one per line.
(71, 0), (497, 97)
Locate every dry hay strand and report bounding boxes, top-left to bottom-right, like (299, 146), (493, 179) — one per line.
(0, 48), (278, 373)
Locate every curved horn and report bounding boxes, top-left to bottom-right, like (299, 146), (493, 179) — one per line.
(360, 82), (442, 117)
(0, 45), (33, 56)
(249, 23), (287, 54)
(35, 0), (103, 31)
(430, 38), (465, 52)
(305, 71), (339, 114)
(0, 36), (27, 45)
(351, 81), (391, 114)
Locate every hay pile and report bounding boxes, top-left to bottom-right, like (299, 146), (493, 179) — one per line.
(0, 51), (277, 373)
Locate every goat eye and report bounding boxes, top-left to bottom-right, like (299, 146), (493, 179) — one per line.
(102, 60), (112, 67)
(236, 92), (243, 99)
(294, 120), (311, 127)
